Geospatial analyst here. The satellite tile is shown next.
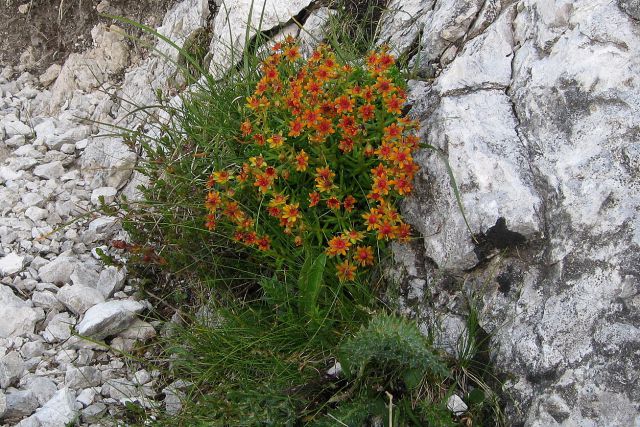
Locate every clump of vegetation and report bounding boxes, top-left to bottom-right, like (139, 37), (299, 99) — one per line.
(108, 4), (504, 425)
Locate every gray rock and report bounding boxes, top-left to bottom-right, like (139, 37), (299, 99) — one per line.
(39, 64), (62, 87)
(118, 319), (156, 342)
(20, 341), (45, 359)
(80, 136), (136, 190)
(56, 284), (105, 316)
(447, 394), (468, 415)
(0, 351), (25, 389)
(33, 161), (65, 180)
(70, 263), (100, 288)
(0, 390), (5, 419)
(29, 388), (77, 427)
(4, 389), (38, 420)
(76, 388), (96, 406)
(0, 253), (25, 276)
(65, 366), (101, 388)
(42, 312), (76, 342)
(0, 286), (43, 338)
(90, 186), (117, 206)
(4, 120), (32, 138)
(96, 266), (126, 298)
(31, 290), (65, 311)
(24, 206), (48, 222)
(76, 300), (147, 339)
(38, 256), (76, 284)
(24, 376), (57, 405)
(81, 402), (106, 422)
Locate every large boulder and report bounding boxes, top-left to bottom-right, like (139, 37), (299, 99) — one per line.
(381, 0), (640, 425)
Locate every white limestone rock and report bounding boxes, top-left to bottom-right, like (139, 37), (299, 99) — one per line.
(3, 389), (39, 420)
(33, 161), (65, 180)
(0, 253), (25, 276)
(0, 286), (44, 338)
(80, 136), (136, 190)
(76, 300), (147, 339)
(28, 388), (77, 427)
(56, 285), (105, 316)
(65, 366), (101, 389)
(96, 266), (127, 298)
(24, 376), (57, 406)
(90, 186), (117, 206)
(42, 312), (76, 342)
(208, 0), (314, 78)
(0, 351), (25, 389)
(38, 256), (76, 284)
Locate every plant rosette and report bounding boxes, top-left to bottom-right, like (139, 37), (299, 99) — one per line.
(204, 36), (421, 282)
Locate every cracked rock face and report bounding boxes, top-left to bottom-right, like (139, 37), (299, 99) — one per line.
(384, 0), (640, 425)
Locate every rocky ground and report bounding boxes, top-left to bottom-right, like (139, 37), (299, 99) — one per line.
(0, 0), (638, 426)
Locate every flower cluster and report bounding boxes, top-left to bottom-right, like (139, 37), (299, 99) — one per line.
(204, 37), (421, 282)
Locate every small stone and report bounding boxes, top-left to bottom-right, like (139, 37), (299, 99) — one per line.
(33, 161), (65, 180)
(56, 284), (105, 316)
(42, 312), (76, 342)
(24, 206), (47, 222)
(31, 290), (65, 311)
(90, 187), (118, 206)
(38, 256), (76, 284)
(65, 366), (102, 388)
(119, 319), (156, 342)
(0, 390), (6, 419)
(447, 394), (468, 415)
(81, 402), (106, 422)
(20, 341), (45, 359)
(76, 388), (96, 406)
(25, 376), (57, 405)
(0, 351), (25, 388)
(4, 120), (32, 138)
(76, 300), (147, 339)
(97, 266), (126, 298)
(30, 388), (77, 426)
(18, 3), (30, 14)
(4, 389), (38, 420)
(39, 63), (61, 87)
(0, 253), (25, 276)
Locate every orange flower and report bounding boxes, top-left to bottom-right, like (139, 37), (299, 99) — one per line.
(334, 95), (354, 114)
(394, 175), (413, 195)
(358, 103), (375, 121)
(269, 193), (288, 206)
(240, 120), (252, 136)
(326, 196), (341, 210)
(376, 220), (396, 240)
(336, 260), (357, 282)
(314, 117), (335, 136)
(254, 174), (272, 193)
(374, 76), (393, 95)
(315, 167), (335, 192)
(384, 93), (404, 115)
(205, 191), (222, 211)
(253, 134), (266, 146)
(284, 45), (301, 61)
(305, 80), (323, 97)
(295, 150), (309, 172)
(338, 137), (355, 153)
(374, 142), (394, 160)
(302, 108), (320, 126)
(309, 191), (320, 207)
(362, 210), (380, 231)
(294, 235), (303, 246)
(267, 133), (285, 149)
(214, 170), (233, 184)
(383, 123), (403, 140)
(390, 147), (413, 166)
(223, 201), (243, 222)
(205, 213), (217, 231)
(372, 175), (393, 196)
(281, 203), (301, 225)
(257, 235), (271, 251)
(267, 206), (281, 217)
(343, 195), (356, 212)
(346, 230), (364, 244)
(396, 222), (411, 242)
(354, 246), (374, 266)
(289, 119), (304, 137)
(244, 231), (258, 245)
(326, 235), (351, 257)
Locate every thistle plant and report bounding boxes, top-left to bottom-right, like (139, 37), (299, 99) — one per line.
(204, 37), (421, 282)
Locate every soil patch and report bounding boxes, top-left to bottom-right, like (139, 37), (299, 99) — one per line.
(0, 0), (177, 76)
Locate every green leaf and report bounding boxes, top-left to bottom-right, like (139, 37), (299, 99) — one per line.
(298, 252), (327, 323)
(467, 388), (485, 405)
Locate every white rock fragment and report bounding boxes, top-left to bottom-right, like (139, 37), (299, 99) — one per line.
(4, 389), (39, 420)
(76, 300), (147, 339)
(0, 253), (25, 276)
(42, 312), (76, 342)
(447, 394), (468, 415)
(29, 388), (77, 427)
(56, 284), (105, 316)
(33, 160), (65, 180)
(91, 186), (118, 205)
(39, 63), (62, 87)
(38, 256), (76, 284)
(25, 376), (57, 405)
(0, 351), (25, 389)
(97, 266), (126, 298)
(65, 366), (102, 388)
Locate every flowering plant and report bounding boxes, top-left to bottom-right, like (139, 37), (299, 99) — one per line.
(204, 37), (421, 282)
